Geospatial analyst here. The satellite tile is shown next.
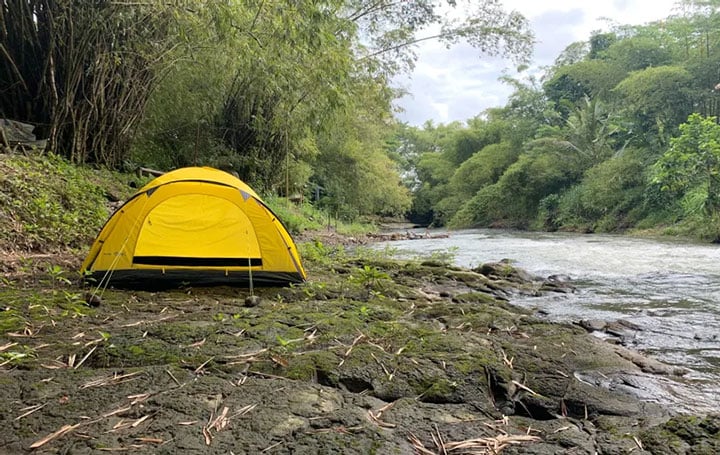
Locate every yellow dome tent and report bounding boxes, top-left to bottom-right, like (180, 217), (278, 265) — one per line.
(81, 167), (306, 287)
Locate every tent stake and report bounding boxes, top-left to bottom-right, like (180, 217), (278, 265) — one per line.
(248, 257), (254, 296)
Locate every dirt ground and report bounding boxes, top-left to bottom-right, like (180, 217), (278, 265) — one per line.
(0, 250), (718, 454)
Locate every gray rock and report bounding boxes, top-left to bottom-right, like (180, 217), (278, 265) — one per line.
(578, 319), (607, 332)
(245, 295), (261, 307)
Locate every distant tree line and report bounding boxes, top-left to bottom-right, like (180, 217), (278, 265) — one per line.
(398, 0), (720, 241)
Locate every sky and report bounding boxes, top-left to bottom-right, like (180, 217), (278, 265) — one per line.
(393, 0), (679, 126)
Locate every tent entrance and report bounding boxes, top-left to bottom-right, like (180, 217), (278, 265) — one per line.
(134, 193), (261, 261)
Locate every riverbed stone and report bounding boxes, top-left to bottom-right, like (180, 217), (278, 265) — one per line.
(579, 319), (607, 332)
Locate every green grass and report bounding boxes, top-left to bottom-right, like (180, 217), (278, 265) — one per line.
(0, 153), (134, 251)
(264, 195), (376, 236)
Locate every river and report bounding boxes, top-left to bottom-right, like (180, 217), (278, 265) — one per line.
(377, 228), (720, 414)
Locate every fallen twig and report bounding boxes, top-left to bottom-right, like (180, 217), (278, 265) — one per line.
(166, 369), (181, 386)
(29, 423), (82, 448)
(511, 380), (539, 397)
(194, 357), (214, 374)
(135, 437), (163, 444)
(0, 342), (18, 352)
(14, 403), (46, 421)
(408, 427), (541, 454)
(261, 441), (283, 452)
(81, 371), (142, 389)
(202, 403), (257, 446)
(74, 345), (97, 369)
(501, 348), (514, 369)
(367, 401), (397, 428)
(339, 332), (366, 367)
(633, 435), (644, 450)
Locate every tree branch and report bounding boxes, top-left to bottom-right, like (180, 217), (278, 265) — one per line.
(358, 33), (445, 61)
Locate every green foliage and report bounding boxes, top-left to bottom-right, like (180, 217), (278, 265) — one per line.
(601, 36), (673, 71)
(298, 241), (346, 266)
(436, 142), (519, 224)
(562, 97), (618, 168)
(47, 265), (71, 287)
(10, 2), (720, 243)
(1, 1), (193, 166)
(613, 65), (694, 145)
(588, 32), (617, 59)
(450, 183), (506, 228)
(349, 265), (390, 290)
(544, 60), (626, 110)
(499, 76), (559, 135)
(652, 114), (720, 227)
(415, 247), (459, 266)
(549, 151), (648, 231)
(264, 196), (376, 239)
(0, 345), (37, 366)
(132, 50), (235, 170)
(453, 140), (582, 228)
(313, 113), (412, 219)
(444, 119), (504, 166)
(0, 154), (115, 251)
(264, 197), (326, 235)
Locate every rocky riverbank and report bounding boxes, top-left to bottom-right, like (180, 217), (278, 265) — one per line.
(0, 244), (717, 454)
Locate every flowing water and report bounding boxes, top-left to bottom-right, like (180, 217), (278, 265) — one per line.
(377, 229), (720, 413)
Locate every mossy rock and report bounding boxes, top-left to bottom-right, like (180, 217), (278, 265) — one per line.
(91, 337), (190, 367)
(285, 350), (340, 381)
(417, 377), (461, 403)
(452, 292), (497, 305)
(144, 322), (216, 345)
(639, 415), (720, 454)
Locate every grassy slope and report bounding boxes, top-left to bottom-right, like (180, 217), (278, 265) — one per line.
(0, 153), (134, 252)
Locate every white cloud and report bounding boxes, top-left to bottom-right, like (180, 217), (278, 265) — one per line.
(394, 0), (678, 126)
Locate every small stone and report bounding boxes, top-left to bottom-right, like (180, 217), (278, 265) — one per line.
(84, 292), (102, 307)
(244, 295), (261, 307)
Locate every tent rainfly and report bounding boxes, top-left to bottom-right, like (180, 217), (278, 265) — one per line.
(81, 167), (306, 287)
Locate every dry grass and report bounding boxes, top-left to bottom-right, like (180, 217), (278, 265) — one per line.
(408, 425), (541, 455)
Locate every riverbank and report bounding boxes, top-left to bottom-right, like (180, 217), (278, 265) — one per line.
(1, 241), (718, 454)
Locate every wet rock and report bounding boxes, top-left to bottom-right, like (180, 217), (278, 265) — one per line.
(616, 319), (643, 331)
(613, 345), (688, 376)
(540, 276), (576, 294)
(1, 250), (712, 455)
(287, 389), (343, 417)
(578, 319), (607, 332)
(547, 273), (572, 283)
(474, 260), (538, 284)
(604, 321), (632, 338)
